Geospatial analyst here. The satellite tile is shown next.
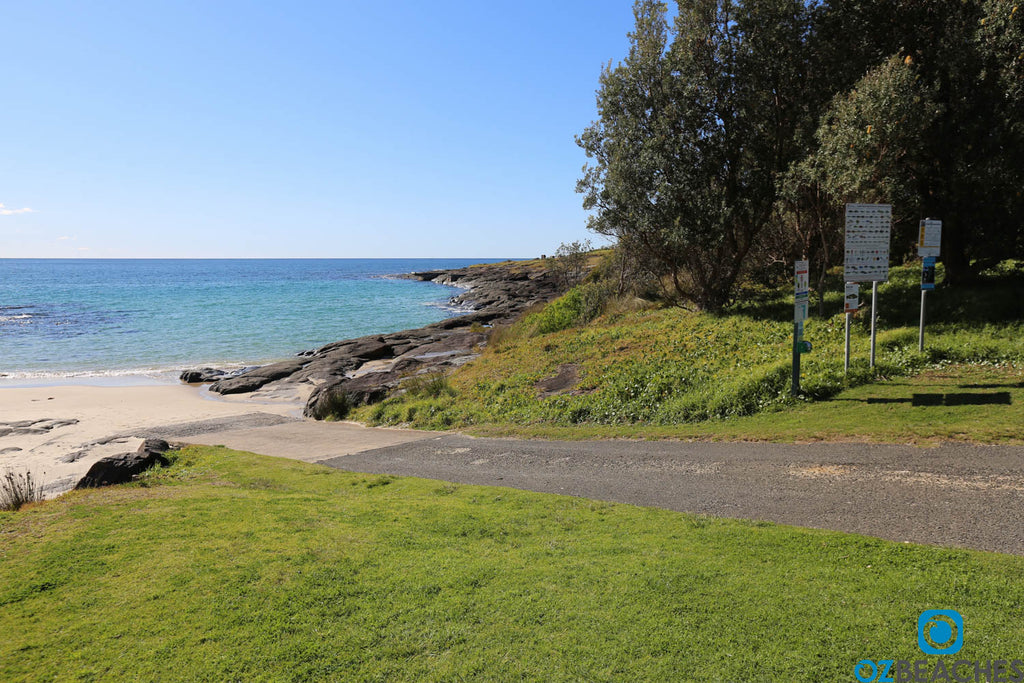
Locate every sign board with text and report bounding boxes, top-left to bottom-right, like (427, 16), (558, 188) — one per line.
(921, 257), (936, 290)
(844, 203), (892, 282)
(794, 260), (809, 322)
(844, 282), (859, 313)
(918, 218), (942, 257)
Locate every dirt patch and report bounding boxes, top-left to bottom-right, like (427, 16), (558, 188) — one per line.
(790, 464), (858, 478)
(536, 364), (582, 397)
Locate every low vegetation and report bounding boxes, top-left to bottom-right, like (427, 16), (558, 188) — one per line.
(3, 446), (1024, 681)
(0, 469), (42, 512)
(359, 261), (1024, 435)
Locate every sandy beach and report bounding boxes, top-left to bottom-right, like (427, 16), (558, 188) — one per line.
(0, 383), (303, 497)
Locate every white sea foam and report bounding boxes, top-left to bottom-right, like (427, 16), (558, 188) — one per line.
(423, 300), (476, 315)
(0, 362), (256, 388)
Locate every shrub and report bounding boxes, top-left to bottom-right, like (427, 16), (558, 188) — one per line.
(527, 281), (617, 335)
(315, 389), (352, 421)
(1, 469), (43, 511)
(404, 372), (455, 399)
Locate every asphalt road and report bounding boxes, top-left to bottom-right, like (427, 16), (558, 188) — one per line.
(319, 435), (1024, 555)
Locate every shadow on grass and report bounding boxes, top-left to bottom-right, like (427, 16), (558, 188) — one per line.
(854, 392), (1013, 406)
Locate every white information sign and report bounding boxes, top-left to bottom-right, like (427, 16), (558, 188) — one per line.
(918, 218), (942, 257)
(794, 260), (809, 322)
(844, 282), (859, 313)
(844, 203), (892, 282)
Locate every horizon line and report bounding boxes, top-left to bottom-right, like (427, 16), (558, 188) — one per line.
(0, 256), (535, 261)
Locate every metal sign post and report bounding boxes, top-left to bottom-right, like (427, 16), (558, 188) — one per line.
(844, 204), (892, 370)
(917, 219), (941, 353)
(919, 256), (936, 351)
(844, 282), (859, 373)
(870, 282), (878, 367)
(793, 260), (810, 395)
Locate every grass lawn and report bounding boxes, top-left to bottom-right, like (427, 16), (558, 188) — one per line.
(463, 363), (1024, 443)
(3, 446), (1024, 681)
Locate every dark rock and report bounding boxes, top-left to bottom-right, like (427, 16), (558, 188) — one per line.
(304, 382), (348, 420)
(345, 338), (393, 360)
(179, 367), (227, 383)
(75, 439), (173, 489)
(406, 331), (485, 357)
(210, 358), (310, 394)
(303, 370), (405, 418)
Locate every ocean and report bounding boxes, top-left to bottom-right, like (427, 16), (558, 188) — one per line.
(0, 258), (503, 384)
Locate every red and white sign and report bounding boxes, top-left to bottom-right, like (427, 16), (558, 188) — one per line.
(844, 282), (859, 314)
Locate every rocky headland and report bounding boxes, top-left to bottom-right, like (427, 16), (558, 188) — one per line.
(180, 260), (563, 419)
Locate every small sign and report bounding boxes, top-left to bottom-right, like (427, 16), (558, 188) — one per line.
(922, 257), (936, 290)
(844, 203), (892, 282)
(795, 260), (809, 322)
(844, 282), (859, 313)
(795, 300), (809, 323)
(795, 260), (809, 295)
(918, 219), (942, 257)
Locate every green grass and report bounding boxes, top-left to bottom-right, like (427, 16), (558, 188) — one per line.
(2, 446), (1024, 681)
(463, 364), (1024, 443)
(357, 262), (1024, 439)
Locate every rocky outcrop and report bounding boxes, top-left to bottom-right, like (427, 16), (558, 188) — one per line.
(179, 366), (257, 384)
(74, 439), (174, 489)
(180, 368), (227, 383)
(209, 358), (311, 394)
(0, 418), (80, 437)
(180, 260), (563, 419)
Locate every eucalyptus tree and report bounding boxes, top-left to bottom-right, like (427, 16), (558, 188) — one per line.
(577, 0), (814, 310)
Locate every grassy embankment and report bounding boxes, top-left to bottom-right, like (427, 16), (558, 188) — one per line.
(358, 261), (1024, 442)
(3, 445), (1024, 681)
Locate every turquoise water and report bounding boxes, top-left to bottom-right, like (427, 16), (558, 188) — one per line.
(0, 259), (500, 381)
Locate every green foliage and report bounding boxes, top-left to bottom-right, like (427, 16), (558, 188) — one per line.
(551, 239), (593, 287)
(403, 372), (456, 399)
(979, 0), (1024, 115)
(4, 446), (1024, 680)
(793, 55), (942, 262)
(365, 262), (1024, 432)
(524, 280), (616, 335)
(580, 0), (1024, 303)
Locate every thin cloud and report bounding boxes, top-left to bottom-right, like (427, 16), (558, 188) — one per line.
(0, 203), (34, 216)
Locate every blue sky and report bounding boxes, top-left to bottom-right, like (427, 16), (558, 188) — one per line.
(0, 1), (636, 258)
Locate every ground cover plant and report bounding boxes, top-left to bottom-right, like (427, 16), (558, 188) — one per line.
(464, 364), (1024, 444)
(2, 446), (1024, 681)
(359, 262), (1024, 435)
(0, 469), (43, 512)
